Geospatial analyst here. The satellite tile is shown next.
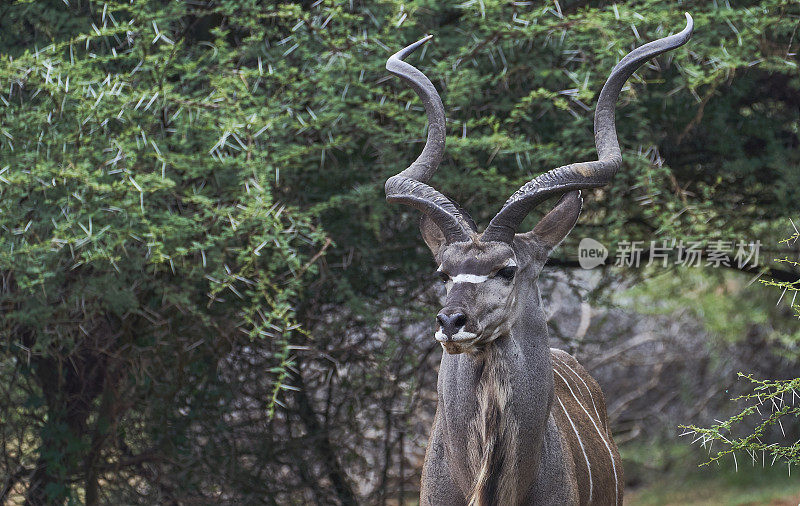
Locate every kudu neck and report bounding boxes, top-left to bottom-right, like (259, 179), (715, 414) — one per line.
(437, 279), (554, 503)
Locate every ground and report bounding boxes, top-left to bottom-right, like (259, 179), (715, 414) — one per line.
(625, 463), (800, 505)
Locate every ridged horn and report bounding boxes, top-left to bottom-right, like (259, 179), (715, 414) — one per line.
(385, 35), (473, 243)
(482, 13), (693, 243)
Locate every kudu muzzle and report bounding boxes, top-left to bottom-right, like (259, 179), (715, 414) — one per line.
(436, 310), (467, 338)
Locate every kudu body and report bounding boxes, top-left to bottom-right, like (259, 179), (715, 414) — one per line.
(383, 16), (693, 505)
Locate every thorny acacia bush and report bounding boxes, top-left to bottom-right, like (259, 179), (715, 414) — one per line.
(682, 374), (800, 470)
(681, 233), (800, 472)
(0, 0), (326, 503)
(0, 0), (799, 503)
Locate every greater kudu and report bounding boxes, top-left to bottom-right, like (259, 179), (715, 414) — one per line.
(384, 14), (693, 506)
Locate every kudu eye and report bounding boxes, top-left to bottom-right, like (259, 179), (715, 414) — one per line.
(437, 271), (450, 284)
(494, 266), (517, 281)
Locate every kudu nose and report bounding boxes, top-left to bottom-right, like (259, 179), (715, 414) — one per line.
(436, 311), (467, 337)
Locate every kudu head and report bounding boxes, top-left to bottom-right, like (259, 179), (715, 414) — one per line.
(385, 16), (693, 355)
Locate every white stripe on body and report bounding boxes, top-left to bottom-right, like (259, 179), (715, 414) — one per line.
(554, 369), (619, 506)
(553, 357), (603, 426)
(556, 397), (593, 503)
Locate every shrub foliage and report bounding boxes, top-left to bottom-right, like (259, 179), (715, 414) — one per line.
(0, 0), (798, 503)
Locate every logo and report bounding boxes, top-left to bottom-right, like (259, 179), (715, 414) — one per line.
(578, 238), (608, 269)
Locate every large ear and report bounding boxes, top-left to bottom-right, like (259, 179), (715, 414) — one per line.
(420, 214), (447, 259)
(523, 190), (582, 253)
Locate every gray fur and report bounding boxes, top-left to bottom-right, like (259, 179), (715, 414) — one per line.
(384, 16), (695, 503)
(416, 196), (623, 505)
(421, 230), (578, 505)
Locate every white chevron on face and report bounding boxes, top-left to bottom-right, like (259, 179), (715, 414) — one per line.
(438, 259), (516, 285)
(450, 273), (489, 284)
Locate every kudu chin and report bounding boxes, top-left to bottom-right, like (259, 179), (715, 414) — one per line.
(383, 15), (693, 505)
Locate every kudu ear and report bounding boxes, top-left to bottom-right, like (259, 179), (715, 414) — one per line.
(520, 191), (582, 253)
(420, 214), (447, 259)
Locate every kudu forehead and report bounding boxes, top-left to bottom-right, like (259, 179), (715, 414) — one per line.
(439, 241), (516, 274)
